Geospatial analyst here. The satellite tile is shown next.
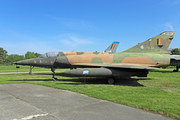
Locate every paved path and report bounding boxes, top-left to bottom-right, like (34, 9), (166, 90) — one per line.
(0, 83), (172, 120)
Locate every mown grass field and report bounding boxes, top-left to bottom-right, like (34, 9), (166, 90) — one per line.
(0, 64), (48, 72)
(0, 65), (180, 119)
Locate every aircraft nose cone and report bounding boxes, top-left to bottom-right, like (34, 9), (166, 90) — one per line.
(13, 61), (19, 65)
(13, 60), (26, 65)
(13, 59), (34, 65)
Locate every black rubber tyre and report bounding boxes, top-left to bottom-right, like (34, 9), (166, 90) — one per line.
(107, 78), (115, 84)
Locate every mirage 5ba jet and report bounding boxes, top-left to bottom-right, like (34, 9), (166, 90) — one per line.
(14, 31), (176, 84)
(14, 42), (119, 79)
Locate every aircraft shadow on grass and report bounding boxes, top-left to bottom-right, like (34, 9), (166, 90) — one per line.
(10, 73), (152, 87)
(151, 70), (176, 73)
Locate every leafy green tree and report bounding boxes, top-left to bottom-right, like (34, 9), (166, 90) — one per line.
(25, 51), (36, 59)
(6, 54), (25, 63)
(171, 48), (180, 55)
(34, 53), (42, 57)
(0, 48), (8, 63)
(25, 51), (41, 59)
(178, 49), (180, 54)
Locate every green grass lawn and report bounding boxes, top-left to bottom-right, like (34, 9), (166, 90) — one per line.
(0, 64), (49, 72)
(0, 69), (180, 119)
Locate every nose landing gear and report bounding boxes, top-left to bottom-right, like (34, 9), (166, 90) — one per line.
(29, 66), (34, 75)
(51, 67), (58, 81)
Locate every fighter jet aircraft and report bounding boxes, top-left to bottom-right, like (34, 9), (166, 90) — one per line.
(14, 31), (176, 84)
(14, 42), (119, 79)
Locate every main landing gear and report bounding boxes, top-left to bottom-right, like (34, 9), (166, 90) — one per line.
(173, 66), (180, 72)
(107, 77), (115, 84)
(51, 67), (58, 81)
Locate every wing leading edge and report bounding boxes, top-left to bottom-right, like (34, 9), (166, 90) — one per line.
(72, 63), (160, 70)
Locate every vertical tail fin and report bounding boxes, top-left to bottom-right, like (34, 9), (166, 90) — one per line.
(104, 42), (119, 53)
(123, 31), (176, 53)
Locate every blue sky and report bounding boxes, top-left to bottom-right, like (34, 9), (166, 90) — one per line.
(0, 0), (180, 55)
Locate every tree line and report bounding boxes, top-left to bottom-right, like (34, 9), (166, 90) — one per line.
(0, 47), (41, 64)
(171, 48), (180, 55)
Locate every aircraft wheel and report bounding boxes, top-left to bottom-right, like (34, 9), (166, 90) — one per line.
(173, 70), (178, 72)
(53, 78), (58, 81)
(107, 78), (115, 84)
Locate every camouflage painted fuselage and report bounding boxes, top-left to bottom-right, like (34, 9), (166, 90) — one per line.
(55, 51), (170, 68)
(14, 31), (176, 79)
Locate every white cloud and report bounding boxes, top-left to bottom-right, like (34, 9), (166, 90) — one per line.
(46, 15), (96, 29)
(64, 20), (95, 29)
(1, 41), (61, 55)
(163, 23), (174, 31)
(0, 29), (94, 55)
(59, 34), (93, 48)
(160, 0), (180, 6)
(0, 31), (61, 55)
(69, 36), (93, 44)
(171, 0), (180, 6)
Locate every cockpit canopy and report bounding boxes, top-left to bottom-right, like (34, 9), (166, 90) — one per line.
(39, 52), (59, 58)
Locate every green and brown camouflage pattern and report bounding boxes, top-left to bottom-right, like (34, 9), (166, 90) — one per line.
(56, 31), (175, 69)
(123, 31), (175, 53)
(14, 31), (176, 78)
